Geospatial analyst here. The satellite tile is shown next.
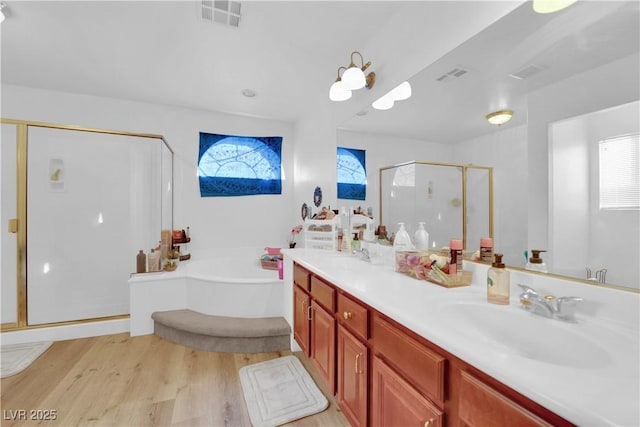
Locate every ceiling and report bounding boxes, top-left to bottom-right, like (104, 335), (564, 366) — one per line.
(340, 0), (640, 143)
(2, 1), (638, 144)
(0, 1), (403, 121)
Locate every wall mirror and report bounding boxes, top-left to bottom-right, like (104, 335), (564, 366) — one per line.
(340, 1), (639, 290)
(379, 161), (493, 253)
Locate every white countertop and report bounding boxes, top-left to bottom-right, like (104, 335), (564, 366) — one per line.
(284, 248), (640, 427)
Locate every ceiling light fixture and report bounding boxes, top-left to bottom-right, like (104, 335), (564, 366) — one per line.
(329, 67), (352, 102)
(329, 51), (375, 101)
(532, 0), (577, 14)
(372, 81), (412, 111)
(486, 110), (513, 126)
(0, 2), (7, 23)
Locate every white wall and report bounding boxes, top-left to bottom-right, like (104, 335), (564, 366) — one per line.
(2, 84), (296, 261)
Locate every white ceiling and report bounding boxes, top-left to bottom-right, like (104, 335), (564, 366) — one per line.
(2, 1), (638, 143)
(1, 1), (404, 121)
(340, 0), (640, 142)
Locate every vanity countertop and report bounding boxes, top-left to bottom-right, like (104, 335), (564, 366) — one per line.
(283, 248), (640, 427)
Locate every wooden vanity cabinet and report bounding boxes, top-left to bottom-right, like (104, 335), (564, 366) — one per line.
(293, 284), (311, 356)
(457, 370), (553, 427)
(336, 292), (370, 427)
(337, 324), (369, 427)
(310, 300), (336, 395)
(291, 263), (571, 427)
(372, 355), (443, 427)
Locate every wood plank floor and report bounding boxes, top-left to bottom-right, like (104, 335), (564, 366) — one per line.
(0, 333), (350, 427)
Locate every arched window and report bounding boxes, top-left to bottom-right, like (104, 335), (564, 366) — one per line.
(198, 132), (282, 197)
(337, 147), (366, 200)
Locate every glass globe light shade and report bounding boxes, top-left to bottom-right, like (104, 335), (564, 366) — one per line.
(372, 94), (395, 110)
(390, 81), (412, 101)
(341, 66), (366, 90)
(533, 0), (577, 14)
(329, 80), (352, 102)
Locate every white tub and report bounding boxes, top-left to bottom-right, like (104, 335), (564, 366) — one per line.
(129, 255), (284, 336)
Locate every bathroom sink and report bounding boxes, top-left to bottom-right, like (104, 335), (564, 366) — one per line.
(436, 301), (611, 369)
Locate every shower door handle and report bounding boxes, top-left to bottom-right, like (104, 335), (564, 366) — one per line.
(8, 218), (18, 233)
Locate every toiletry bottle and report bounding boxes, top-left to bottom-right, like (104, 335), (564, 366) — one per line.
(136, 250), (147, 273)
(337, 228), (344, 251)
(450, 239), (463, 272)
(393, 222), (413, 251)
(487, 253), (510, 305)
(414, 222), (430, 250)
(352, 233), (361, 251)
(342, 231), (352, 253)
(480, 237), (494, 263)
(148, 249), (160, 272)
(526, 250), (548, 273)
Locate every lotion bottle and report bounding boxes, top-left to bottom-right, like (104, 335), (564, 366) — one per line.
(393, 222), (413, 251)
(414, 222), (430, 250)
(487, 253), (510, 305)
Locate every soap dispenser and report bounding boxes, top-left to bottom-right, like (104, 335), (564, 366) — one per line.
(487, 253), (510, 305)
(393, 222), (413, 251)
(414, 222), (430, 250)
(526, 250), (548, 273)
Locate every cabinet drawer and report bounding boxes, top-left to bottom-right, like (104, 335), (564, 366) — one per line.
(459, 370), (552, 427)
(337, 293), (369, 341)
(293, 263), (310, 291)
(311, 275), (335, 312)
(372, 314), (446, 406)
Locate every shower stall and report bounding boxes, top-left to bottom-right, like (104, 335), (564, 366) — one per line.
(1, 119), (172, 329)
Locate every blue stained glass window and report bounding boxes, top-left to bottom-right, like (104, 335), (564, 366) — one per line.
(198, 133), (282, 197)
(337, 147), (366, 200)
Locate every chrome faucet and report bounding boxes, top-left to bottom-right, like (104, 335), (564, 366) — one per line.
(517, 284), (583, 321)
(352, 247), (370, 262)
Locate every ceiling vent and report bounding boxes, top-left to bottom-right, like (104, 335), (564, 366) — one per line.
(435, 67), (470, 83)
(509, 64), (545, 80)
(202, 0), (241, 27)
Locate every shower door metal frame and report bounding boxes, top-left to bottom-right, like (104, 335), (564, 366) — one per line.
(0, 118), (173, 331)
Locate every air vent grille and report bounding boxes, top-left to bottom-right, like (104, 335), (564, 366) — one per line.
(435, 67), (469, 83)
(509, 64), (544, 80)
(202, 0), (241, 27)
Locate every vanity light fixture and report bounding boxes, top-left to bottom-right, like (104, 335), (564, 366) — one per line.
(0, 2), (7, 23)
(372, 81), (412, 111)
(486, 110), (513, 126)
(329, 67), (352, 102)
(329, 51), (375, 101)
(532, 0), (577, 14)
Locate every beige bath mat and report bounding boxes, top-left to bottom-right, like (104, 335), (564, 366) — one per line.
(239, 355), (328, 427)
(1, 341), (53, 378)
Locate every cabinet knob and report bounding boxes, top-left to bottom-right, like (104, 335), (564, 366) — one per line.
(343, 311), (352, 320)
(423, 418), (435, 427)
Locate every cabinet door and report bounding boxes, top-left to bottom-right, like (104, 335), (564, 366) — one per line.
(458, 370), (552, 427)
(293, 285), (311, 356)
(372, 356), (443, 427)
(310, 300), (336, 395)
(337, 324), (368, 427)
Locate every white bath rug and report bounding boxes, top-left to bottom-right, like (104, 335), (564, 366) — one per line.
(0, 341), (53, 378)
(239, 355), (328, 427)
